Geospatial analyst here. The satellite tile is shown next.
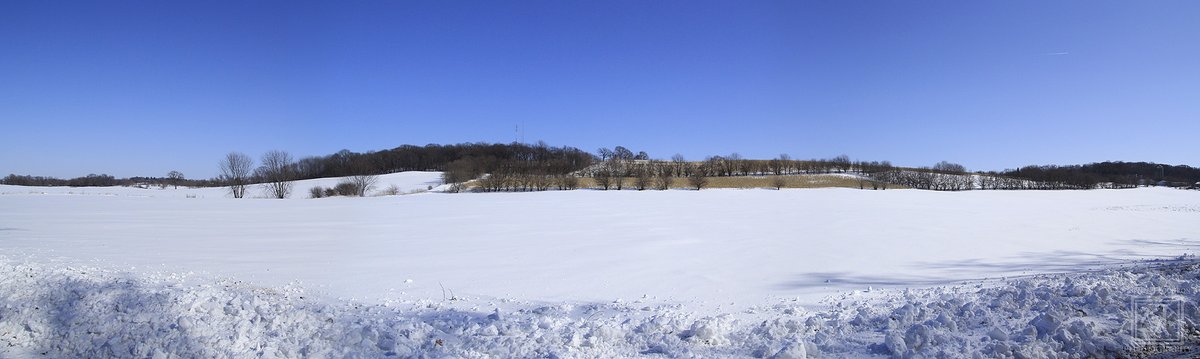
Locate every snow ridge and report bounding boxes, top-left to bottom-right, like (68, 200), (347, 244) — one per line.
(813, 258), (1200, 358)
(3, 256), (1199, 358)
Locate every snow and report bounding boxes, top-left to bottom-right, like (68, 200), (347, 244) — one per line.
(0, 171), (443, 199)
(4, 254), (1199, 358)
(2, 174), (1199, 357)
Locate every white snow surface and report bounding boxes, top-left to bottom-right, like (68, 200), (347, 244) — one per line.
(2, 174), (1200, 357)
(0, 171), (444, 199)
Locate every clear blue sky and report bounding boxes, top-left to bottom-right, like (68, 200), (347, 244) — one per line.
(2, 1), (1197, 179)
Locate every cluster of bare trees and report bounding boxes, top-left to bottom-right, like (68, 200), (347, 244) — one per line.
(581, 150), (902, 191)
(67, 174), (118, 187)
(670, 154), (893, 177)
(452, 146), (698, 192)
(586, 146), (689, 190)
(976, 174), (1106, 190)
(877, 169), (1107, 191)
(440, 144), (594, 192)
(990, 162), (1191, 189)
(867, 161), (1142, 191)
(475, 173), (580, 192)
(210, 142), (592, 197)
(438, 147), (1197, 193)
(976, 176), (1048, 190)
(443, 157), (583, 187)
(294, 142), (593, 181)
(217, 150), (295, 199)
(872, 170), (974, 191)
(1, 173), (117, 187)
(447, 162), (582, 192)
(596, 146), (649, 163)
(589, 160), (682, 190)
(2, 174), (71, 187)
(308, 175), (379, 198)
(975, 162), (1200, 190)
(347, 174), (379, 196)
(864, 161), (974, 191)
(1, 172), (217, 188)
(218, 150), (382, 199)
(209, 147), (1198, 194)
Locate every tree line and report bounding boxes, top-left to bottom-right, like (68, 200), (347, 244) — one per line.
(988, 162), (1200, 189)
(293, 142), (593, 181)
(212, 142), (595, 198)
(5, 142), (1195, 194)
(871, 161), (1200, 191)
(581, 151), (895, 178)
(1, 173), (217, 188)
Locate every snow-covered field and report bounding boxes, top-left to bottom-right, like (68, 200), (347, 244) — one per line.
(0, 171), (445, 199)
(2, 173), (1199, 357)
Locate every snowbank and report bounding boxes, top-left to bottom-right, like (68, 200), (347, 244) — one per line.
(3, 255), (1197, 358)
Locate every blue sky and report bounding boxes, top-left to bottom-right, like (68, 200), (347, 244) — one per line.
(2, 1), (1197, 179)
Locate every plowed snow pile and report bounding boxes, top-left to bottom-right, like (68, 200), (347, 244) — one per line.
(3, 256), (1198, 358)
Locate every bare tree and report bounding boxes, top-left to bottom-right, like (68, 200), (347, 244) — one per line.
(166, 170), (184, 189)
(653, 162), (673, 190)
(476, 173), (505, 192)
(687, 167), (709, 190)
(633, 166), (652, 190)
(348, 174), (379, 197)
(381, 184), (402, 195)
(832, 154), (852, 173)
(594, 168), (613, 190)
(597, 147), (614, 162)
(556, 175), (579, 190)
(219, 152), (253, 198)
(770, 154), (793, 175)
(613, 146), (634, 161)
(772, 176), (787, 190)
(256, 150), (295, 199)
(728, 152), (745, 176)
(334, 181), (359, 196)
(671, 154), (687, 177)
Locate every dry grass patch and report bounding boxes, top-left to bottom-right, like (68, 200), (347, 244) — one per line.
(575, 174), (902, 190)
(701, 175), (875, 189)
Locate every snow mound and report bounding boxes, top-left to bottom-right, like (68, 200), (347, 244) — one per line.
(3, 256), (1198, 358)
